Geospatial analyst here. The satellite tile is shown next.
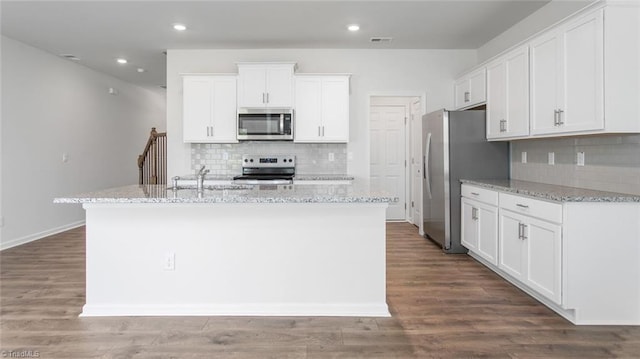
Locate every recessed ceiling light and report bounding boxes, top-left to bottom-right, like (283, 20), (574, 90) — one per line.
(347, 24), (360, 32)
(137, 68), (145, 73)
(173, 24), (187, 31)
(116, 58), (128, 64)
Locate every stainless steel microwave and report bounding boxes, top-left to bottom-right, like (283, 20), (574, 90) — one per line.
(237, 109), (293, 141)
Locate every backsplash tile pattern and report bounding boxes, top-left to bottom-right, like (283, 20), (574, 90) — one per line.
(190, 142), (347, 176)
(511, 134), (640, 195)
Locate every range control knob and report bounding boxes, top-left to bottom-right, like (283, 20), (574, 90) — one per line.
(250, 159), (254, 163)
(244, 159), (248, 163)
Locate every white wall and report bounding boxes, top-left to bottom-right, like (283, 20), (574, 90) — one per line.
(166, 49), (476, 179)
(477, 0), (595, 63)
(0, 36), (166, 249)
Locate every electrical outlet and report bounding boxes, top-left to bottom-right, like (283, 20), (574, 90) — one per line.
(348, 152), (354, 160)
(164, 252), (175, 271)
(328, 153), (335, 162)
(577, 151), (585, 166)
(222, 152), (229, 160)
(521, 152), (527, 164)
(62, 153), (69, 163)
(548, 152), (555, 165)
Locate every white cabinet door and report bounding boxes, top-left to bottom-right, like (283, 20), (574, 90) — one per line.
(477, 203), (499, 266)
(468, 69), (486, 105)
(525, 216), (562, 304)
(454, 78), (470, 110)
(209, 76), (238, 142)
(499, 208), (562, 305)
(294, 76), (322, 142)
(461, 198), (479, 251)
(265, 65), (294, 108)
(183, 75), (237, 143)
(238, 66), (267, 108)
(562, 9), (604, 133)
(454, 68), (486, 109)
(499, 210), (527, 280)
(320, 76), (349, 142)
(238, 64), (294, 108)
(294, 75), (349, 143)
(487, 46), (529, 140)
(183, 76), (213, 143)
(531, 10), (603, 136)
(462, 197), (498, 265)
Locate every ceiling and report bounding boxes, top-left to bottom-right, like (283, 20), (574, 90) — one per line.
(1, 0), (554, 90)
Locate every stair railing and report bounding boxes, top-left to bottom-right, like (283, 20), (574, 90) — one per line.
(137, 127), (167, 185)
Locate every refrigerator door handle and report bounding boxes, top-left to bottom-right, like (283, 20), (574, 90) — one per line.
(424, 132), (432, 199)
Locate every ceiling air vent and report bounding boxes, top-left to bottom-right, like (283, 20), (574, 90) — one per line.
(370, 37), (393, 43)
(60, 54), (80, 61)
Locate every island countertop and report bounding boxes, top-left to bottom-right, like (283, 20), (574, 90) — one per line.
(54, 180), (396, 204)
(461, 179), (640, 203)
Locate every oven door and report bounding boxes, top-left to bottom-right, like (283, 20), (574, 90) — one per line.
(237, 111), (293, 140)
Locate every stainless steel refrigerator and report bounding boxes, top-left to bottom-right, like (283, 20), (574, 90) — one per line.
(421, 109), (509, 253)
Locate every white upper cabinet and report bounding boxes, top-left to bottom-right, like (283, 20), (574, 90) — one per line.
(486, 46), (530, 140)
(294, 75), (350, 143)
(530, 9), (604, 136)
(183, 75), (238, 143)
(237, 63), (295, 108)
(454, 67), (486, 109)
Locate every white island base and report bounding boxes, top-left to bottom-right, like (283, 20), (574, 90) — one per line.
(82, 202), (390, 317)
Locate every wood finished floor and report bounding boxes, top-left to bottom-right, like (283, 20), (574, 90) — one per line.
(1, 223), (638, 358)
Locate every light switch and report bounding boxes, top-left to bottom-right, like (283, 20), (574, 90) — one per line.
(548, 152), (555, 165)
(521, 152), (527, 164)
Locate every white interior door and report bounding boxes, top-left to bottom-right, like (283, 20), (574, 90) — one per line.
(410, 100), (422, 226)
(370, 105), (406, 220)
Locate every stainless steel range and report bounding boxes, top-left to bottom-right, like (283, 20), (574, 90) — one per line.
(233, 155), (295, 185)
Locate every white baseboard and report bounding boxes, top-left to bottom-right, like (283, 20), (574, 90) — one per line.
(80, 303), (391, 317)
(0, 220), (85, 251)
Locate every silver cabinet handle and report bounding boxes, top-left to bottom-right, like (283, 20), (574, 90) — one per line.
(464, 91), (470, 102)
(266, 93), (269, 103)
(557, 109), (564, 125)
(554, 110), (559, 126)
(262, 93), (266, 103)
(321, 126), (325, 137)
(470, 192), (480, 196)
(521, 224), (528, 240)
(518, 223), (524, 239)
(516, 204), (529, 209)
(499, 119), (506, 132)
(471, 207), (478, 220)
(318, 126), (321, 137)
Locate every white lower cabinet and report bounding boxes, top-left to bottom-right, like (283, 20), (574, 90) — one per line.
(499, 208), (562, 304)
(461, 195), (498, 266)
(461, 182), (640, 324)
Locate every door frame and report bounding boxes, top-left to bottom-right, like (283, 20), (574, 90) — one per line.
(367, 92), (426, 222)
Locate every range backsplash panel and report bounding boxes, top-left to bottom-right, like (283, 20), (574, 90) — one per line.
(191, 142), (347, 176)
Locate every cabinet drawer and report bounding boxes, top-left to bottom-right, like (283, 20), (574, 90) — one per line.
(499, 193), (563, 223)
(461, 184), (499, 206)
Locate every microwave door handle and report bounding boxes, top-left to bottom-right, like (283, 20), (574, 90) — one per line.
(280, 114), (284, 134)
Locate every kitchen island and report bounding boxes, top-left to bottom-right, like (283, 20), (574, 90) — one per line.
(55, 181), (396, 317)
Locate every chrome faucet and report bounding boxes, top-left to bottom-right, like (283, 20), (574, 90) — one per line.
(171, 176), (180, 191)
(196, 165), (210, 192)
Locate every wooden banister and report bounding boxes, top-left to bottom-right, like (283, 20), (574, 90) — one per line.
(138, 127), (167, 185)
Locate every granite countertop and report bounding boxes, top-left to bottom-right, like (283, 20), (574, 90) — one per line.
(54, 179), (395, 204)
(174, 174), (354, 181)
(461, 179), (640, 203)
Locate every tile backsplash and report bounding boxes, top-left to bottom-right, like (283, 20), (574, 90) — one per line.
(511, 134), (640, 195)
(191, 142), (347, 176)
